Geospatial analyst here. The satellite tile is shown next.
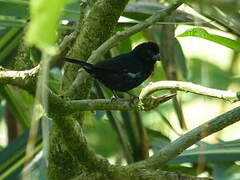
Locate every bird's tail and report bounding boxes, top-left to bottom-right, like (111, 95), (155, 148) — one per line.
(64, 58), (94, 73)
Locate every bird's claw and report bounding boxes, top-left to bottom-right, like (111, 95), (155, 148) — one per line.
(129, 96), (139, 106)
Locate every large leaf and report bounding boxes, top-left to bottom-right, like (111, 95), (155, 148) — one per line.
(0, 0), (80, 22)
(26, 0), (69, 54)
(0, 19), (25, 28)
(0, 27), (22, 65)
(0, 85), (33, 128)
(0, 0), (29, 18)
(169, 139), (240, 164)
(0, 129), (42, 180)
(178, 28), (240, 52)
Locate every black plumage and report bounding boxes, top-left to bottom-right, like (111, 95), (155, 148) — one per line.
(64, 42), (160, 92)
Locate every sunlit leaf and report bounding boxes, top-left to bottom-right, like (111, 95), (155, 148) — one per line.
(178, 28), (240, 52)
(26, 0), (69, 55)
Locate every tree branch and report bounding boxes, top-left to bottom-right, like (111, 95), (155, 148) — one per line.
(1, 66), (239, 112)
(74, 168), (212, 180)
(51, 114), (110, 172)
(67, 93), (175, 112)
(140, 81), (240, 103)
(0, 65), (40, 92)
(127, 104), (240, 170)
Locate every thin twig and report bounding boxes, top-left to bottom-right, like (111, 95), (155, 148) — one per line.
(87, 0), (183, 64)
(0, 65), (40, 91)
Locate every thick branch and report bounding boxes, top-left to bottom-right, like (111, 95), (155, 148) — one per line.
(68, 93), (175, 112)
(49, 92), (175, 116)
(0, 65), (40, 92)
(68, 99), (135, 111)
(128, 104), (240, 170)
(51, 114), (110, 172)
(1, 68), (238, 112)
(0, 67), (174, 114)
(74, 168), (212, 180)
(140, 81), (240, 102)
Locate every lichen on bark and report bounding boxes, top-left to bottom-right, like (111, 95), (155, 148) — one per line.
(48, 0), (129, 179)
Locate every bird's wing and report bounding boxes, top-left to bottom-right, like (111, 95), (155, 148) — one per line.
(94, 53), (141, 74)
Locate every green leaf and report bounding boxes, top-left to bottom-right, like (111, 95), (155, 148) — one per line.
(0, 0), (80, 22)
(169, 139), (240, 164)
(0, 19), (25, 28)
(178, 28), (240, 52)
(26, 0), (69, 55)
(0, 27), (22, 64)
(0, 129), (42, 180)
(174, 38), (188, 79)
(146, 128), (171, 154)
(0, 85), (33, 128)
(0, 0), (29, 18)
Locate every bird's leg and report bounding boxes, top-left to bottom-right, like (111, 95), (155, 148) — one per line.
(111, 90), (120, 102)
(126, 91), (139, 106)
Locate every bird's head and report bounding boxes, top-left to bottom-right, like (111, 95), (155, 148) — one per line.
(133, 42), (160, 63)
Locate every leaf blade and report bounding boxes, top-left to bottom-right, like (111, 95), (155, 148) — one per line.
(178, 28), (240, 52)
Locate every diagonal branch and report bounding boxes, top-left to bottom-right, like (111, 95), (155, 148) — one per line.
(87, 0), (183, 64)
(127, 104), (240, 171)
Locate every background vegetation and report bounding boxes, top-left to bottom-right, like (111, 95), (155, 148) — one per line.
(0, 0), (240, 179)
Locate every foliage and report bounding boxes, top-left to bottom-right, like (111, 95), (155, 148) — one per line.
(0, 0), (240, 179)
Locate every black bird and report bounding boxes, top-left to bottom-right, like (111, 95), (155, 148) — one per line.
(64, 42), (160, 92)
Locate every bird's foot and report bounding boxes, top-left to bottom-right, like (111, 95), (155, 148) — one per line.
(110, 91), (120, 102)
(129, 95), (139, 107)
(111, 96), (118, 102)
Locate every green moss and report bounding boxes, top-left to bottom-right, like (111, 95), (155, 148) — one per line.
(49, 0), (129, 179)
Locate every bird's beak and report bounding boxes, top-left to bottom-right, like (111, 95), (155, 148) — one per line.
(152, 53), (160, 61)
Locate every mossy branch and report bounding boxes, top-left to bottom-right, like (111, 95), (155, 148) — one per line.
(0, 67), (239, 111)
(0, 65), (40, 92)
